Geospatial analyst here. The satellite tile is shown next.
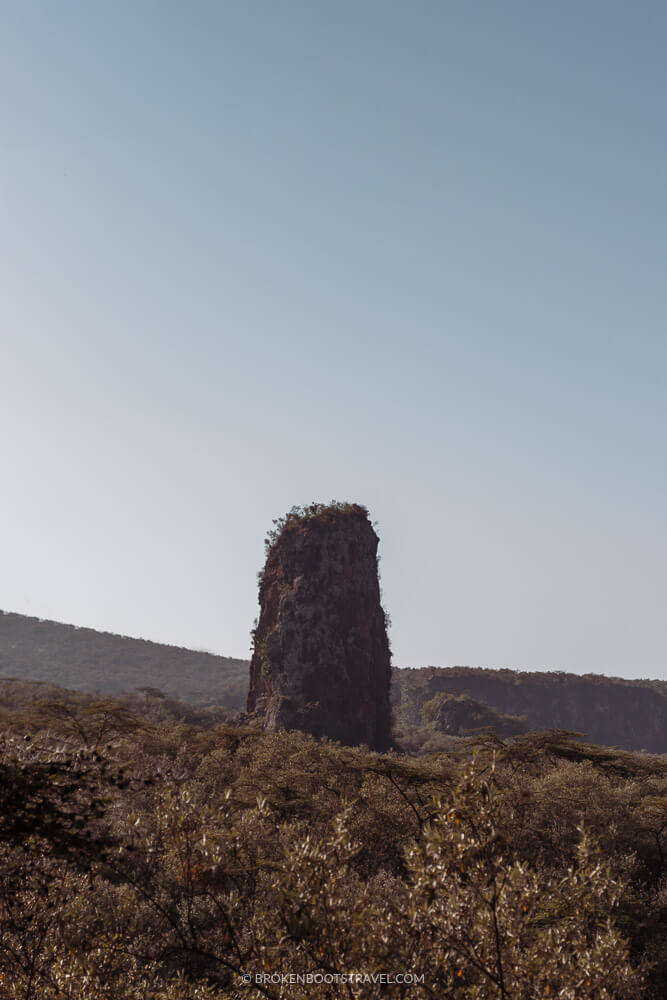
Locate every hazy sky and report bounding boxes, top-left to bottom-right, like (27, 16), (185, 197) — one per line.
(2, 2), (666, 681)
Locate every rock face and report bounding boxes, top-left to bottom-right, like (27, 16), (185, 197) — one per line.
(247, 503), (392, 750)
(421, 691), (528, 738)
(394, 666), (667, 753)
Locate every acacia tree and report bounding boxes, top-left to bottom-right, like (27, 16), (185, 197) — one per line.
(60, 763), (641, 999)
(0, 726), (648, 1000)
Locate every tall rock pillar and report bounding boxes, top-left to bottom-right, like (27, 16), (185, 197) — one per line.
(247, 503), (392, 751)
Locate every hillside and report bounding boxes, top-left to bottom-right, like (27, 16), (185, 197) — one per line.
(0, 610), (249, 709)
(2, 611), (665, 754)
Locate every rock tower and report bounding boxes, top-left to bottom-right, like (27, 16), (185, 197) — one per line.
(247, 502), (392, 750)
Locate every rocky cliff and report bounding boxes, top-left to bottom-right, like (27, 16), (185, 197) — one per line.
(247, 502), (392, 750)
(394, 666), (667, 753)
(421, 691), (528, 738)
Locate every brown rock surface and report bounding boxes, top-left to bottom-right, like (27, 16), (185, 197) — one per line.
(247, 502), (392, 750)
(394, 666), (667, 753)
(421, 691), (528, 738)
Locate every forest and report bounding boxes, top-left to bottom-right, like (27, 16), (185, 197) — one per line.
(0, 679), (665, 999)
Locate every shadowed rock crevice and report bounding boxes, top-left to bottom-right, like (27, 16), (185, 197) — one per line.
(247, 503), (392, 750)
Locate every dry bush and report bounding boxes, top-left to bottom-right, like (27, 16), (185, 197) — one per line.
(0, 717), (662, 998)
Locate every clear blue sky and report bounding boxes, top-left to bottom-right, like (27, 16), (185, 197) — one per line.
(2, 1), (665, 680)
